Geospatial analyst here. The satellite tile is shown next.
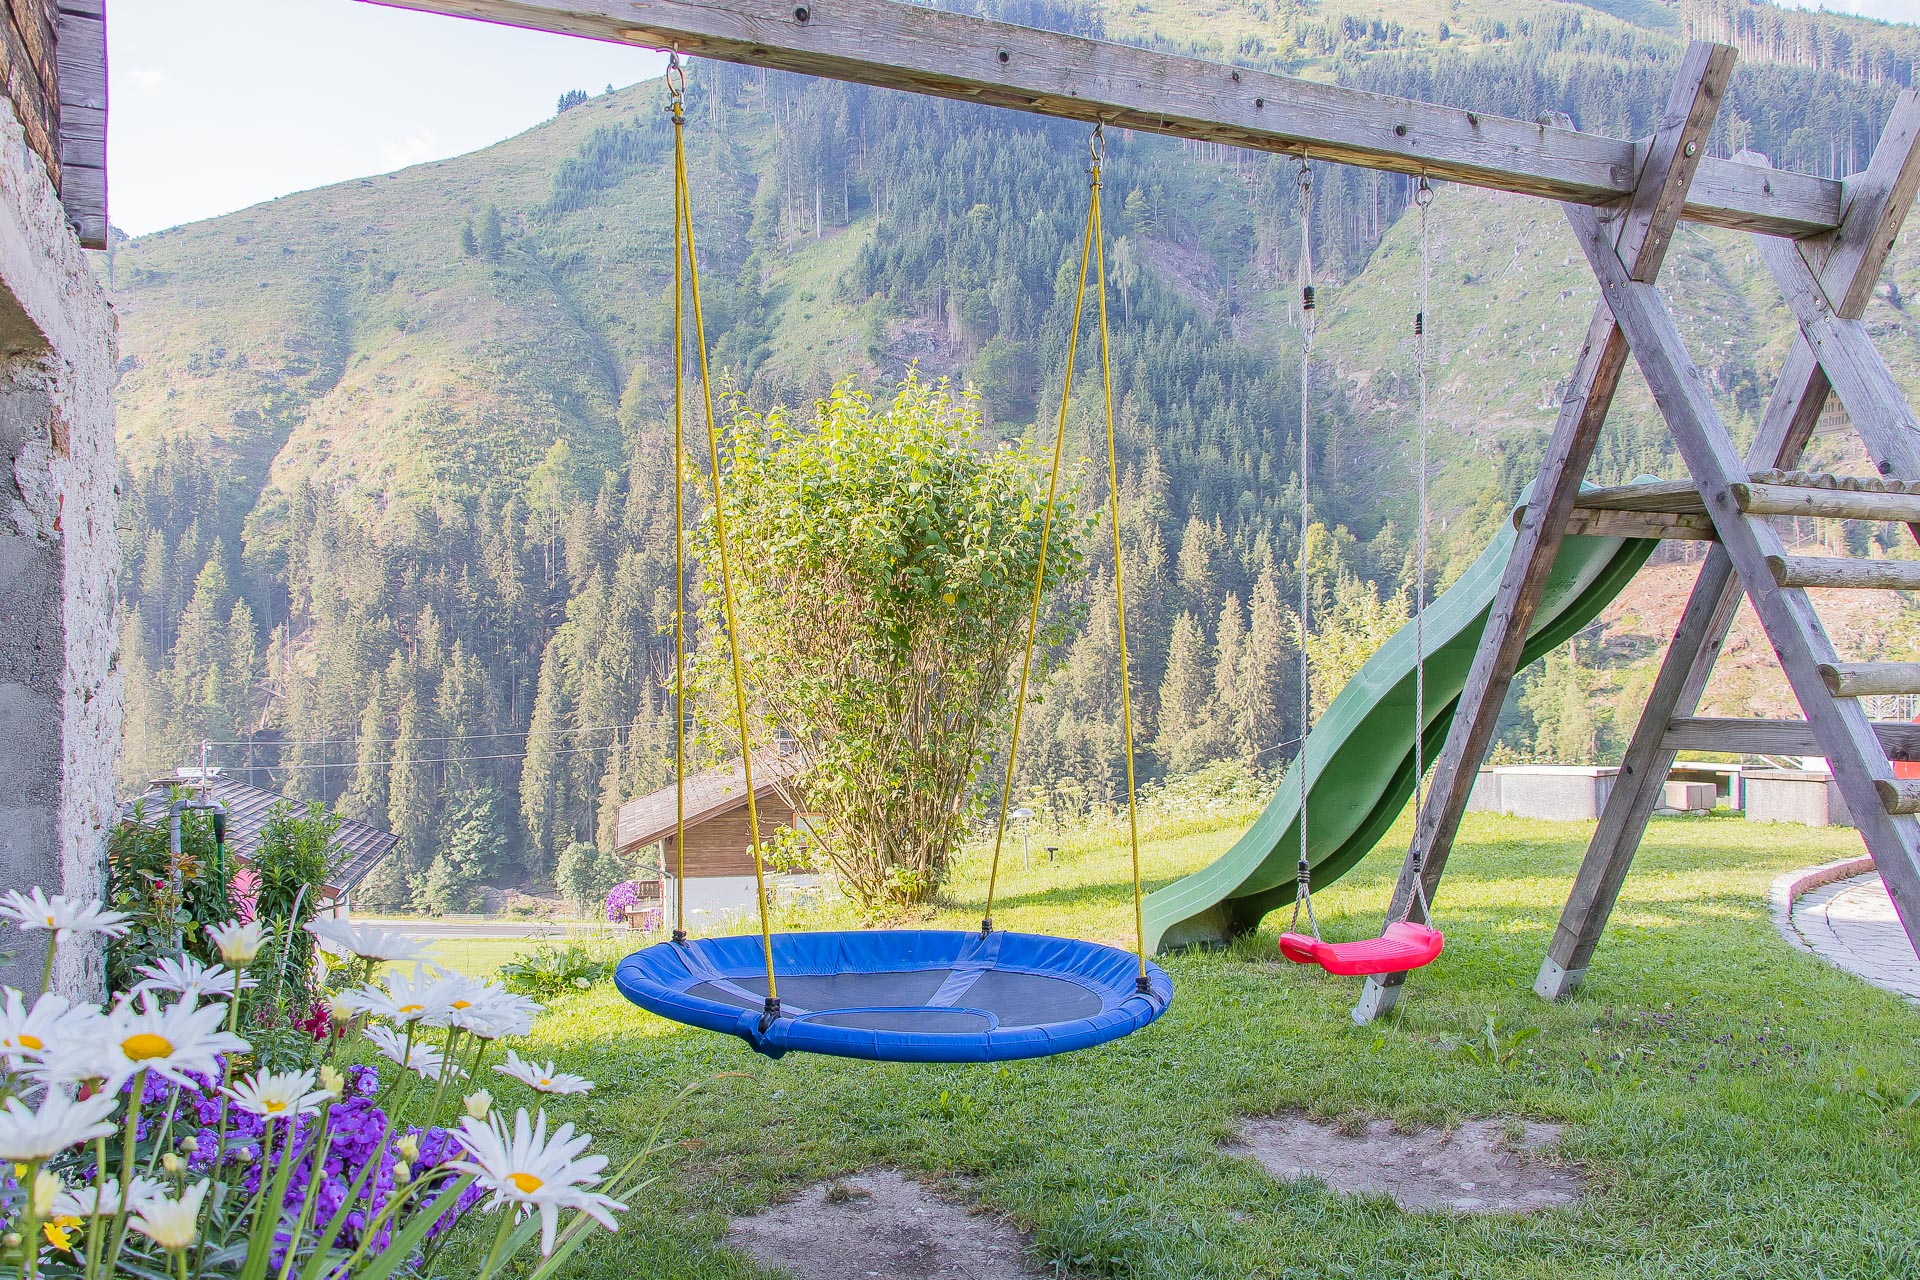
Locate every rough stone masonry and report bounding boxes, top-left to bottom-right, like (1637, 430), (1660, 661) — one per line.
(0, 94), (120, 1000)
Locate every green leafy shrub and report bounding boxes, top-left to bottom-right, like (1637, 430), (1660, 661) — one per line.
(497, 940), (613, 996)
(694, 371), (1085, 908)
(105, 791), (232, 992)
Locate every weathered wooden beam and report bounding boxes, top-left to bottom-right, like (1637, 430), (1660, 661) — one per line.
(1768, 555), (1920, 591)
(1574, 477), (1920, 522)
(1664, 717), (1920, 761)
(1878, 779), (1920, 815)
(367, 0), (1841, 236)
(53, 4), (103, 248)
(1818, 661), (1920, 697)
(1355, 45), (1736, 1026)
(1537, 98), (1920, 1002)
(1567, 508), (1717, 540)
(1569, 199), (1920, 974)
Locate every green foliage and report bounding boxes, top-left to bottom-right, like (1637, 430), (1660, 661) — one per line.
(105, 793), (232, 993)
(555, 840), (627, 917)
(1453, 1013), (1541, 1071)
(495, 939), (613, 996)
(422, 783), (509, 915)
(1304, 562), (1410, 719)
(694, 372), (1084, 907)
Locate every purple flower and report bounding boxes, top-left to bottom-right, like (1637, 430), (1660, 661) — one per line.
(605, 881), (642, 922)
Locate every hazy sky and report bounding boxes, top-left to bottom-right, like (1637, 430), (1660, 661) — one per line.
(107, 0), (1916, 238)
(108, 1), (665, 237)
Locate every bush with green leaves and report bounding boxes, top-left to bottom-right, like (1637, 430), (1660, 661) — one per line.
(693, 371), (1084, 907)
(105, 793), (233, 994)
(554, 842), (626, 919)
(496, 940), (614, 997)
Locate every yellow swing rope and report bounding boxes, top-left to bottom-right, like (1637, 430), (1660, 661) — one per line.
(982, 125), (1150, 985)
(669, 57), (782, 1018)
(670, 56), (688, 945)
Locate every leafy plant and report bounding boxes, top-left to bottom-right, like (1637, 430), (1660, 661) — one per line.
(105, 792), (232, 993)
(692, 371), (1087, 908)
(1454, 1014), (1540, 1072)
(1836, 1066), (1920, 1114)
(496, 941), (612, 997)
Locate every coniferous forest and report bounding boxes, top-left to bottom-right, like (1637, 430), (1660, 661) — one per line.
(109, 0), (1920, 909)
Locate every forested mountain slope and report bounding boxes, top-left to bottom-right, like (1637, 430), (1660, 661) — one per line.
(108, 0), (1920, 908)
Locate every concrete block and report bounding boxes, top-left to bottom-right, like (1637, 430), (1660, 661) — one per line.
(1490, 765), (1619, 821)
(1744, 769), (1852, 828)
(1659, 780), (1717, 813)
(1465, 769), (1500, 813)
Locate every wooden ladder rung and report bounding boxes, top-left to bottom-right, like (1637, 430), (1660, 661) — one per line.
(1572, 475), (1920, 525)
(1767, 555), (1920, 590)
(1818, 662), (1920, 697)
(1876, 778), (1920, 815)
(1664, 716), (1920, 761)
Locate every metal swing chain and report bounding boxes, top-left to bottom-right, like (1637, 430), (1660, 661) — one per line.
(1289, 157), (1321, 944)
(670, 55), (783, 1026)
(1407, 175), (1436, 926)
(1086, 127), (1154, 992)
(982, 124), (1105, 939)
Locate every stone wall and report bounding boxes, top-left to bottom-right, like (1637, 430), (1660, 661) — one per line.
(0, 85), (117, 999)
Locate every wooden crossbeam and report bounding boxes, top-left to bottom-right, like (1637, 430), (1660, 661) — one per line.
(1663, 717), (1920, 760)
(1351, 43), (1736, 1026)
(1566, 200), (1920, 974)
(1534, 91), (1920, 1003)
(368, 0), (1839, 236)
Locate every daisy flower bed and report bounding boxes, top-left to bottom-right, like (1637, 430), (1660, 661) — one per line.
(0, 888), (672, 1280)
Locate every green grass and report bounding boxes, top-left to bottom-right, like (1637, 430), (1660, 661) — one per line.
(433, 809), (1920, 1278)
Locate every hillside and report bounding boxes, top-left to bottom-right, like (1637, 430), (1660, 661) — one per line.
(107, 0), (1920, 909)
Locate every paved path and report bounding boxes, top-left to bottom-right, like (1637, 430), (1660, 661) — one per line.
(1789, 873), (1920, 1002)
(354, 918), (585, 940)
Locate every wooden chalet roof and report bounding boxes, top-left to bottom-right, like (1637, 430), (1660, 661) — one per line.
(616, 754), (797, 854)
(119, 774), (400, 897)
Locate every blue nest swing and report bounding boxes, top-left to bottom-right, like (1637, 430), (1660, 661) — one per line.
(616, 929), (1172, 1062)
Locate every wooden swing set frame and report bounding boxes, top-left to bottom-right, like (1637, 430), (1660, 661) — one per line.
(377, 0), (1920, 1021)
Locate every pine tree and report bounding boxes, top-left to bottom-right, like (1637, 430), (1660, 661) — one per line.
(1155, 610), (1216, 775)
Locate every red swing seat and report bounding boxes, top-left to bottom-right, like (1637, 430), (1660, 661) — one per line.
(1277, 921), (1444, 977)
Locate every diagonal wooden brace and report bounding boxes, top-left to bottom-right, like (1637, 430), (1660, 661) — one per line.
(1352, 41), (1738, 1026)
(1535, 91), (1920, 1000)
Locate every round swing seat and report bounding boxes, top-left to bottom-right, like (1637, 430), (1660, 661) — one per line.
(615, 929), (1172, 1062)
(1277, 921), (1444, 977)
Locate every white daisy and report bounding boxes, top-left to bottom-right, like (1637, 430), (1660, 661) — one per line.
(494, 1049), (594, 1096)
(223, 1068), (333, 1121)
(450, 986), (541, 1041)
(450, 1108), (624, 1255)
(205, 919), (268, 967)
(53, 1175), (165, 1218)
(133, 954), (256, 1002)
(0, 1088), (118, 1161)
(0, 988), (78, 1063)
(333, 967), (449, 1026)
(0, 889), (131, 941)
(305, 919), (434, 965)
(363, 1023), (464, 1084)
(96, 993), (249, 1088)
(129, 1180), (208, 1251)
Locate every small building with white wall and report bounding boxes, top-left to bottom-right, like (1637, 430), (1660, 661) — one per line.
(614, 756), (824, 933)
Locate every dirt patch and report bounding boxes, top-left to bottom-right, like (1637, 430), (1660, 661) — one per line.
(1228, 1114), (1584, 1214)
(726, 1169), (1040, 1280)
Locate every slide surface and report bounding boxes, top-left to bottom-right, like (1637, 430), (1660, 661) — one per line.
(1144, 500), (1657, 951)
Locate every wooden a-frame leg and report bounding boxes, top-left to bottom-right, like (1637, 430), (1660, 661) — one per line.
(1352, 41), (1738, 1025)
(1535, 91), (1920, 1000)
(1570, 203), (1920, 968)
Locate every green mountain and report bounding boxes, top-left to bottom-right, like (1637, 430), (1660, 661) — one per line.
(108, 0), (1920, 909)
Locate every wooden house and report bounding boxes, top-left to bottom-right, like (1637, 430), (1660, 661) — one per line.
(614, 755), (819, 930)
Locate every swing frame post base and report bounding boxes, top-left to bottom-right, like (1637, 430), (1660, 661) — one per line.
(1532, 956), (1585, 1002)
(1351, 971), (1404, 1026)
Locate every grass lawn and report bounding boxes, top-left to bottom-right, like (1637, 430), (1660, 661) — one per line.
(438, 810), (1920, 1278)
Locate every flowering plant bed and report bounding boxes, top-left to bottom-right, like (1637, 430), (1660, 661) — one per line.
(0, 887), (673, 1279)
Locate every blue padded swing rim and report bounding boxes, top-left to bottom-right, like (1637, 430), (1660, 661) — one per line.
(614, 929), (1173, 1062)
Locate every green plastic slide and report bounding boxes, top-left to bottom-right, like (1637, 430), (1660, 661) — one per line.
(1144, 497), (1657, 952)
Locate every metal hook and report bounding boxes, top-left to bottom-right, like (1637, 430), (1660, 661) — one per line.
(666, 49), (687, 104)
(1415, 174), (1434, 208)
(1295, 154), (1312, 194)
(1090, 122), (1106, 173)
